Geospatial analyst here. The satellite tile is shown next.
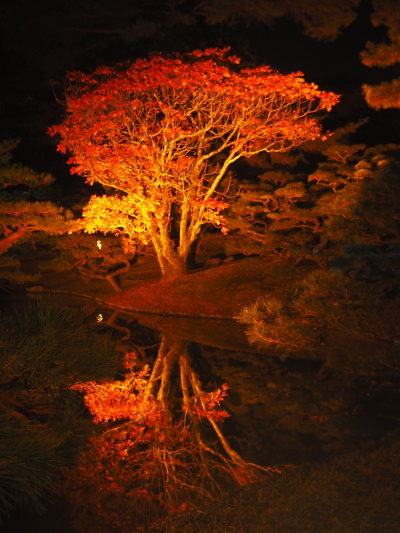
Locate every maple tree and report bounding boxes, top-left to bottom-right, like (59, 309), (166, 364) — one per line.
(50, 48), (339, 280)
(66, 334), (272, 532)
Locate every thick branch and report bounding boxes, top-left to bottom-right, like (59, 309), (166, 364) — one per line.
(0, 228), (30, 255)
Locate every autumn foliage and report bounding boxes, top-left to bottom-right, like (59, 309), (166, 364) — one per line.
(50, 48), (339, 279)
(66, 335), (270, 532)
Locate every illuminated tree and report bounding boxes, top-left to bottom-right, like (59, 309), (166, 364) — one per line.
(361, 0), (400, 109)
(65, 334), (272, 532)
(50, 48), (339, 280)
(0, 139), (76, 256)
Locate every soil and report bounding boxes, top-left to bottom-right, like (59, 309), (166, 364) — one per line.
(29, 250), (313, 319)
(106, 255), (313, 318)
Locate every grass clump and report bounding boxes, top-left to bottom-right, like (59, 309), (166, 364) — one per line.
(157, 432), (400, 532)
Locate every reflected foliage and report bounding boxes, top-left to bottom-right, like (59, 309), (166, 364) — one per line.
(65, 334), (272, 532)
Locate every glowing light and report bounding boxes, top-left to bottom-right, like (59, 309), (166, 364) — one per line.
(97, 240), (102, 250)
(96, 313), (103, 322)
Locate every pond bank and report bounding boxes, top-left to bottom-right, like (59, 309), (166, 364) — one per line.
(28, 255), (313, 319)
(105, 256), (312, 318)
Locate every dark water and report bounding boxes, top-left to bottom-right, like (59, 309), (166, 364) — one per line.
(2, 293), (399, 532)
(2, 499), (78, 533)
(1, 294), (278, 533)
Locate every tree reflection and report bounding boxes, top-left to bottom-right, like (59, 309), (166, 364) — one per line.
(65, 332), (271, 532)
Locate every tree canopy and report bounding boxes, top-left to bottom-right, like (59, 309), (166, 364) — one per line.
(50, 48), (339, 279)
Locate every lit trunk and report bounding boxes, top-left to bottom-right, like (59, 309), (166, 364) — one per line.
(152, 235), (189, 280)
(157, 251), (187, 280)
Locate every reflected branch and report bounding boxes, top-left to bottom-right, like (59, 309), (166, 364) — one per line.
(65, 333), (275, 532)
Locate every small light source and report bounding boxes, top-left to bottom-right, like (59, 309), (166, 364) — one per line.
(96, 240), (102, 250)
(96, 313), (103, 323)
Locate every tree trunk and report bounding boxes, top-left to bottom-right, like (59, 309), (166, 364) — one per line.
(162, 260), (187, 280)
(157, 248), (188, 280)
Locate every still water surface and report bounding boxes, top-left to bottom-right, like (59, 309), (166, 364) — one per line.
(5, 293), (387, 532)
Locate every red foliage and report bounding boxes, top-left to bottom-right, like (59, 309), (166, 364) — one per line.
(70, 363), (155, 424)
(66, 351), (237, 531)
(185, 382), (230, 422)
(49, 48), (339, 279)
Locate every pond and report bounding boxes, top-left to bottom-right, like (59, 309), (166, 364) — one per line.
(2, 293), (400, 532)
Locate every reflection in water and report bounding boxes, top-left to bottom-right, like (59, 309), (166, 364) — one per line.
(94, 305), (272, 354)
(66, 331), (272, 532)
